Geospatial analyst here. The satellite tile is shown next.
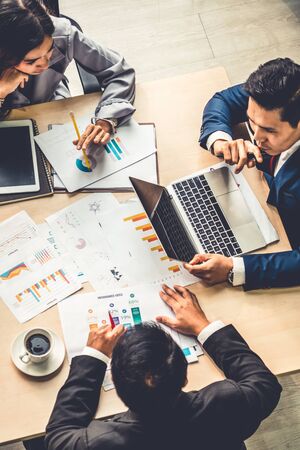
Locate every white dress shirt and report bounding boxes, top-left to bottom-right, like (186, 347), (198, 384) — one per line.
(81, 321), (226, 363)
(208, 131), (300, 286)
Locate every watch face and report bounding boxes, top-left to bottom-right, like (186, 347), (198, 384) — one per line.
(228, 270), (234, 284)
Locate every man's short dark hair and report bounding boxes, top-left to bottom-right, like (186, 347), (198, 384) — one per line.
(111, 323), (187, 415)
(245, 58), (300, 127)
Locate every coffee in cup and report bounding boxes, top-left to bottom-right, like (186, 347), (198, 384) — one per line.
(19, 328), (53, 364)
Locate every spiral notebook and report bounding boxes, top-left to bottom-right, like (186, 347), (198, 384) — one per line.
(0, 119), (54, 205)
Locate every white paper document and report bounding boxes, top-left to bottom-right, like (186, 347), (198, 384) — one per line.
(46, 194), (129, 290)
(35, 118), (156, 192)
(53, 124), (158, 191)
(100, 202), (198, 287)
(0, 212), (82, 322)
(58, 284), (202, 365)
(38, 222), (88, 283)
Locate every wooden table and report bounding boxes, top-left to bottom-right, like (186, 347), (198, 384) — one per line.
(1, 67), (299, 444)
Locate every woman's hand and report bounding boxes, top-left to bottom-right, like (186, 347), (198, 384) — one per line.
(73, 120), (112, 151)
(0, 68), (29, 98)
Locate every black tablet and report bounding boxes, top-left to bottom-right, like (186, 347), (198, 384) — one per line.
(0, 119), (40, 193)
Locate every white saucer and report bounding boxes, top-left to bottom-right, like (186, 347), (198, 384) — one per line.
(11, 329), (65, 377)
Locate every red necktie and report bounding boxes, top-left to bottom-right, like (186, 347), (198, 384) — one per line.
(269, 155), (278, 176)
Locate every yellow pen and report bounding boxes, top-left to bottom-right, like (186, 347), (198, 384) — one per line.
(69, 111), (92, 171)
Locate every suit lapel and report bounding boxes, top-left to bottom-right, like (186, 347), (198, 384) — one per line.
(267, 148), (300, 205)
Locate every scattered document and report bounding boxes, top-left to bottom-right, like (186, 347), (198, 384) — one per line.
(58, 285), (202, 366)
(35, 118), (156, 192)
(52, 124), (158, 192)
(100, 202), (198, 287)
(38, 222), (88, 283)
(46, 194), (128, 290)
(0, 212), (81, 322)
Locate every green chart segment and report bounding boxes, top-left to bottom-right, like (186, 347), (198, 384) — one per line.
(131, 306), (142, 325)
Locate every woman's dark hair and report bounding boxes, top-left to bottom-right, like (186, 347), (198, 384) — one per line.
(111, 322), (187, 416)
(245, 58), (300, 128)
(0, 0), (54, 74)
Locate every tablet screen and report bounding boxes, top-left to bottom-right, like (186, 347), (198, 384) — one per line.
(0, 121), (40, 193)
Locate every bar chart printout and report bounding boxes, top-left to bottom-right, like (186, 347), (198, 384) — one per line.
(0, 212), (82, 322)
(58, 286), (202, 368)
(123, 211), (181, 275)
(100, 203), (197, 286)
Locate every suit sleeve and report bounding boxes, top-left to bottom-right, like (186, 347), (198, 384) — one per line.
(199, 84), (249, 148)
(202, 325), (282, 440)
(45, 355), (107, 450)
(67, 23), (136, 125)
(243, 248), (300, 290)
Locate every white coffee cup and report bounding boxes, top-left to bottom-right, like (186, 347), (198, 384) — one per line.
(19, 328), (53, 364)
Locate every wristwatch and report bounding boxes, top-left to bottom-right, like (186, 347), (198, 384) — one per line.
(0, 98), (5, 108)
(227, 269), (234, 285)
(91, 117), (118, 134)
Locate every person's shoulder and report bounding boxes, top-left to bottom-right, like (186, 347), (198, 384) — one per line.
(86, 417), (141, 449)
(50, 15), (72, 37)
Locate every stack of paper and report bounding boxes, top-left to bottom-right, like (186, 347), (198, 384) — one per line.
(34, 119), (157, 192)
(52, 124), (158, 192)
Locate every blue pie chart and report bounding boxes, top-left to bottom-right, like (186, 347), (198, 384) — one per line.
(75, 155), (97, 172)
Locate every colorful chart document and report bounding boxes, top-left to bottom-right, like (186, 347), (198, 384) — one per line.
(46, 194), (128, 290)
(58, 284), (202, 366)
(34, 118), (156, 192)
(100, 202), (198, 287)
(0, 212), (82, 322)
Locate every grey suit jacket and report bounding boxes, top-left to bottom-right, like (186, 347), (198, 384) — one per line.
(45, 325), (281, 450)
(4, 16), (135, 124)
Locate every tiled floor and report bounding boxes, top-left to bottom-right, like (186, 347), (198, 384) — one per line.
(1, 1), (300, 449)
(60, 0), (300, 93)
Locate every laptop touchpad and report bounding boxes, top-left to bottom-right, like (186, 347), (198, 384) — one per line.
(204, 167), (237, 196)
(217, 190), (254, 228)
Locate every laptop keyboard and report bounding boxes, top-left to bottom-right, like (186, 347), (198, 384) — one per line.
(172, 175), (242, 257)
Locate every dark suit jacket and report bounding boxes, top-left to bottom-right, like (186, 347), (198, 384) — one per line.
(200, 84), (300, 290)
(45, 325), (281, 450)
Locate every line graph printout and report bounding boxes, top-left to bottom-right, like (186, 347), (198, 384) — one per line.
(0, 213), (82, 323)
(46, 194), (128, 290)
(0, 211), (39, 258)
(100, 202), (198, 287)
(59, 285), (202, 367)
(34, 118), (156, 192)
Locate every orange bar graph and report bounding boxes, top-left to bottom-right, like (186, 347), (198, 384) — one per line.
(16, 294), (22, 303)
(142, 234), (158, 243)
(160, 255), (170, 261)
(168, 265), (180, 273)
(135, 223), (152, 232)
(32, 285), (41, 298)
(151, 245), (163, 252)
(124, 212), (147, 222)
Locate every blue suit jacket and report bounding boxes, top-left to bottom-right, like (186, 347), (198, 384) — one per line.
(200, 84), (300, 290)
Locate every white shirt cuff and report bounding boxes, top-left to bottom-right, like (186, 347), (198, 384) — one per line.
(197, 320), (226, 345)
(207, 131), (232, 153)
(232, 257), (246, 286)
(81, 346), (110, 365)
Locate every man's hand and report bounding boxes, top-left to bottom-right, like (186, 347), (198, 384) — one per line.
(157, 284), (210, 336)
(86, 324), (125, 358)
(184, 253), (233, 285)
(0, 68), (29, 98)
(213, 139), (263, 173)
(73, 120), (112, 151)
